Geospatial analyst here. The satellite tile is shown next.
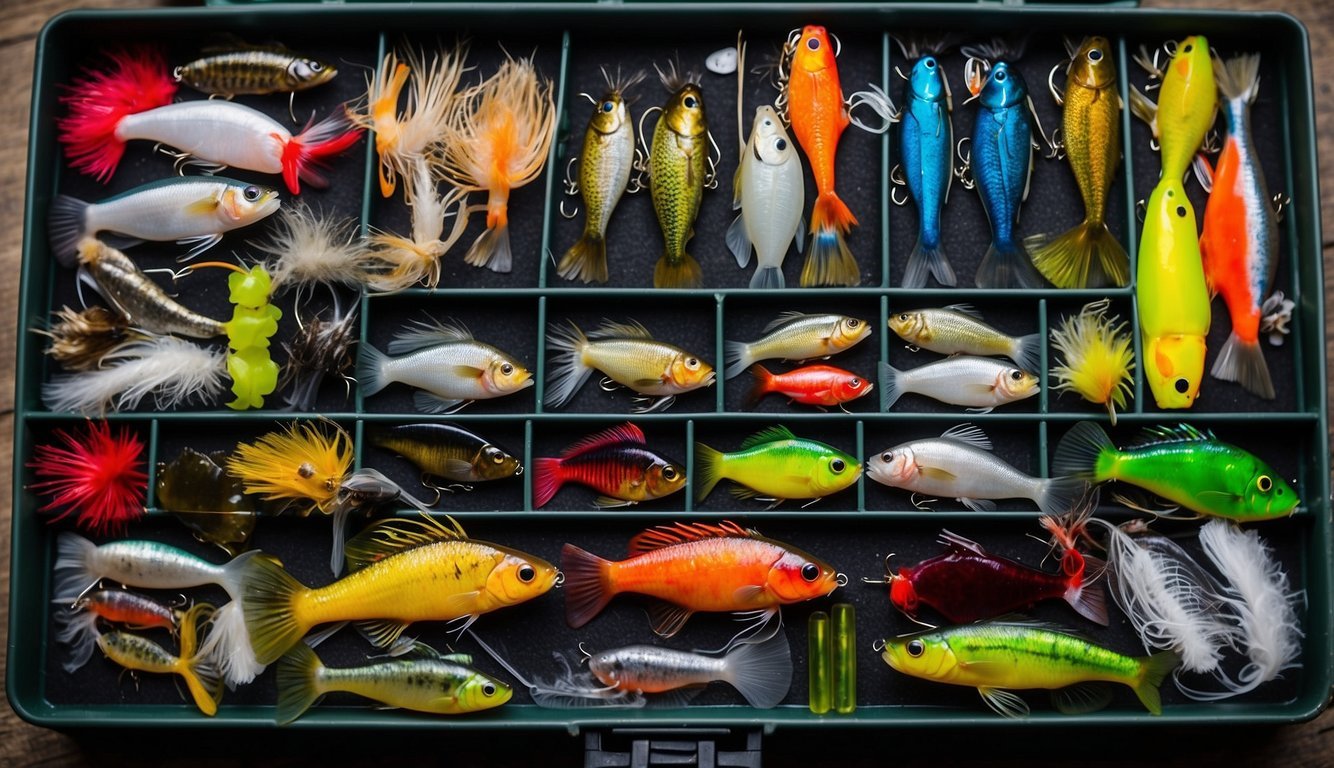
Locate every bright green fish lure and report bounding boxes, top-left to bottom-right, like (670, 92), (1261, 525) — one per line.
(1052, 422), (1298, 521)
(694, 425), (860, 505)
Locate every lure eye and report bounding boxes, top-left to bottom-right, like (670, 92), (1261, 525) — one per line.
(995, 70), (1007, 82)
(501, 363), (514, 375)
(1088, 49), (1103, 62)
(1010, 370), (1024, 381)
(764, 119), (772, 127)
(849, 378), (862, 388)
(518, 565), (536, 583)
(907, 640), (925, 658)
(1183, 44), (1194, 53)
(881, 452), (892, 463)
(602, 101), (615, 113)
(684, 96), (698, 109)
(807, 37), (820, 51)
(846, 319), (861, 329)
(243, 185), (261, 202)
(1257, 475), (1273, 492)
(482, 682), (497, 696)
(898, 313), (909, 322)
(830, 458), (846, 473)
(801, 563), (820, 581)
(686, 357), (700, 369)
(775, 139), (787, 151)
(1174, 378), (1190, 394)
(662, 466), (678, 481)
(1176, 206), (1188, 218)
(309, 61), (324, 73)
(924, 58), (936, 69)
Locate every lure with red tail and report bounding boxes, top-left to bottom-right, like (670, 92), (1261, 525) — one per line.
(787, 26), (860, 286)
(745, 364), (873, 409)
(58, 46), (361, 194)
(533, 423), (686, 509)
(1198, 54), (1281, 400)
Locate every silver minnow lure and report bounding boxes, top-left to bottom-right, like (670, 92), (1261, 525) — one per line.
(587, 629), (792, 709)
(727, 105), (804, 290)
(880, 356), (1039, 412)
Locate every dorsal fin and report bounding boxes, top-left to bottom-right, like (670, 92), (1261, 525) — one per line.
(628, 520), (753, 555)
(588, 319), (654, 340)
(388, 318), (474, 355)
(942, 303), (984, 321)
(344, 515), (467, 572)
(761, 311), (811, 334)
(1132, 424), (1214, 447)
(561, 423), (646, 458)
(938, 529), (988, 555)
(739, 425), (797, 450)
(940, 423), (993, 451)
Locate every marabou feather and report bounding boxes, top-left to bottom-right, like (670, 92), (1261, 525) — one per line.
(41, 335), (226, 415)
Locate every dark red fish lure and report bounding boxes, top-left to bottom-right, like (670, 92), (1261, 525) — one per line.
(533, 423), (686, 508)
(871, 529), (1108, 625)
(745, 364), (873, 408)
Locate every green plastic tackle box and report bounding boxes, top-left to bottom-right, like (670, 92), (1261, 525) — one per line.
(8, 1), (1330, 761)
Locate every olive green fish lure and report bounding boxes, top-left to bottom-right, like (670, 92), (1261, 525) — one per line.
(1052, 422), (1298, 521)
(695, 425), (860, 505)
(175, 44), (337, 98)
(649, 64), (710, 288)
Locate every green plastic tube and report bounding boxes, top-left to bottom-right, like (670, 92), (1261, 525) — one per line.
(808, 611), (832, 714)
(832, 602), (856, 714)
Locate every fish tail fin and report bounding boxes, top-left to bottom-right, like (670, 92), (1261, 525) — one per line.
(1013, 332), (1042, 375)
(465, 220), (513, 274)
(722, 631), (793, 709)
(356, 341), (391, 397)
(1210, 331), (1275, 400)
(1065, 554), (1110, 625)
(879, 361), (906, 411)
(179, 604), (224, 716)
(532, 457), (564, 508)
(282, 113), (363, 194)
(561, 543), (614, 629)
(238, 555), (309, 666)
(543, 320), (593, 409)
(275, 642), (326, 725)
(654, 251), (703, 289)
(54, 605), (101, 673)
(693, 442), (724, 502)
(1134, 651), (1180, 715)
(1051, 421), (1115, 482)
(802, 193), (859, 287)
(902, 234), (955, 289)
(56, 46), (176, 183)
(977, 239), (1046, 289)
(1025, 221), (1129, 289)
(54, 532), (101, 602)
(1215, 53), (1262, 105)
(749, 266), (784, 290)
(557, 230), (608, 284)
(744, 365), (774, 409)
(48, 196), (91, 268)
(723, 340), (753, 381)
(1034, 475), (1088, 517)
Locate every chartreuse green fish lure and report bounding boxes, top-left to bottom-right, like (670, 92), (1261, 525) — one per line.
(879, 618), (1179, 718)
(1052, 422), (1298, 521)
(695, 425), (860, 505)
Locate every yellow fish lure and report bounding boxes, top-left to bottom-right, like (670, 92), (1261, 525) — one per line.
(1130, 36), (1217, 181)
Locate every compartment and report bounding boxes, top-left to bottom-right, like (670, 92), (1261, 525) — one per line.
(1044, 295), (1136, 418)
(359, 417), (529, 513)
(529, 418), (688, 512)
(692, 419), (860, 513)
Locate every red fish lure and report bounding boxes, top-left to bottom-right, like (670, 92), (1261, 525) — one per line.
(869, 527), (1108, 625)
(533, 423), (686, 509)
(745, 364), (873, 408)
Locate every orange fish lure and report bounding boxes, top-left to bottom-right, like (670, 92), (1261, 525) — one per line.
(745, 364), (873, 409)
(787, 25), (860, 287)
(562, 520), (842, 638)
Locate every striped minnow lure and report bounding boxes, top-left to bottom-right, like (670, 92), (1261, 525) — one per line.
(879, 619), (1179, 717)
(74, 238), (226, 338)
(1198, 53), (1281, 400)
(175, 45), (337, 97)
(899, 54), (955, 288)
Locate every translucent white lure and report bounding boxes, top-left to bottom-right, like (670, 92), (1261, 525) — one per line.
(727, 106), (805, 289)
(880, 356), (1039, 412)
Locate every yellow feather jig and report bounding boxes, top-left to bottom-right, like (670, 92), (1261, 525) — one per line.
(1050, 299), (1135, 424)
(226, 421), (353, 514)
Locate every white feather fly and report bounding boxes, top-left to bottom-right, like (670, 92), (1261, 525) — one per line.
(198, 600), (265, 689)
(365, 157), (472, 292)
(41, 335), (226, 415)
(255, 200), (372, 292)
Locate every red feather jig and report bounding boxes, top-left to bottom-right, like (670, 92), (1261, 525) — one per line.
(29, 420), (147, 535)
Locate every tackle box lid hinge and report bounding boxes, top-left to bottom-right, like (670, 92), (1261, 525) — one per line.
(584, 727), (763, 768)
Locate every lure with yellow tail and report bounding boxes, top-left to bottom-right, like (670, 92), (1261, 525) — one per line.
(240, 515), (559, 665)
(96, 603), (224, 716)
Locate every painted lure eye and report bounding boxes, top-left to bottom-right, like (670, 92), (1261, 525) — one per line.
(907, 640), (925, 657)
(1174, 378), (1190, 394)
(501, 363), (514, 375)
(518, 565), (536, 583)
(603, 101), (615, 112)
(482, 682), (497, 696)
(1089, 49), (1103, 62)
(1257, 475), (1273, 492)
(684, 96), (698, 109)
(243, 185), (261, 202)
(807, 37), (820, 51)
(801, 563), (820, 581)
(662, 466), (678, 481)
(830, 459), (846, 473)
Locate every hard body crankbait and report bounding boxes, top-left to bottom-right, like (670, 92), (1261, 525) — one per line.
(695, 425), (860, 504)
(725, 312), (871, 380)
(533, 422), (685, 509)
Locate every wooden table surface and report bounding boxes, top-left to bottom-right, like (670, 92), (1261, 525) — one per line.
(2, 1), (1330, 765)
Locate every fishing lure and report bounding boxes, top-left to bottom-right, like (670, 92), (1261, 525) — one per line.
(49, 177), (281, 263)
(368, 423), (522, 486)
(1198, 54), (1281, 400)
(647, 63), (709, 288)
(694, 425), (860, 505)
(745, 364), (873, 410)
(435, 55), (556, 273)
(350, 46), (467, 199)
(562, 520), (842, 642)
(157, 447), (256, 557)
(41, 335), (227, 415)
(366, 158), (472, 292)
(1130, 36), (1217, 183)
(359, 317), (534, 414)
(786, 25), (860, 286)
(1052, 422), (1298, 521)
(56, 588), (180, 673)
(831, 602), (856, 714)
(36, 306), (135, 371)
(544, 318), (715, 413)
(74, 238), (226, 339)
(222, 265), (283, 410)
(1049, 299), (1135, 424)
(727, 105), (804, 289)
(276, 642), (511, 724)
(255, 201), (373, 293)
(96, 603), (223, 716)
(966, 61), (1045, 288)
(1026, 37), (1128, 288)
(724, 312), (870, 380)
(58, 47), (360, 194)
(865, 424), (1083, 514)
(808, 611), (832, 714)
(880, 356), (1039, 412)
(533, 422), (686, 509)
(277, 300), (359, 412)
(878, 619), (1179, 718)
(558, 69), (644, 284)
(899, 54), (956, 288)
(28, 420), (146, 536)
(174, 43), (336, 98)
(888, 304), (1039, 373)
(240, 515), (559, 665)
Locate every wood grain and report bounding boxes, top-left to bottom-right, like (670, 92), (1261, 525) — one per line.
(1, 1), (1330, 766)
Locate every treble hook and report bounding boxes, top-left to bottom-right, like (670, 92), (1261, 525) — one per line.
(889, 164), (909, 206)
(1046, 127), (1065, 160)
(1048, 60), (1068, 106)
(1201, 128), (1222, 154)
(1271, 192), (1291, 222)
(598, 376), (622, 393)
(953, 137), (975, 190)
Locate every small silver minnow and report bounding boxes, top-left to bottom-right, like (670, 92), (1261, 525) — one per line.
(724, 312), (871, 379)
(881, 356), (1039, 412)
(888, 304), (1040, 372)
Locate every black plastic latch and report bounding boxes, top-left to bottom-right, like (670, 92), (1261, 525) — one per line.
(584, 728), (763, 768)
